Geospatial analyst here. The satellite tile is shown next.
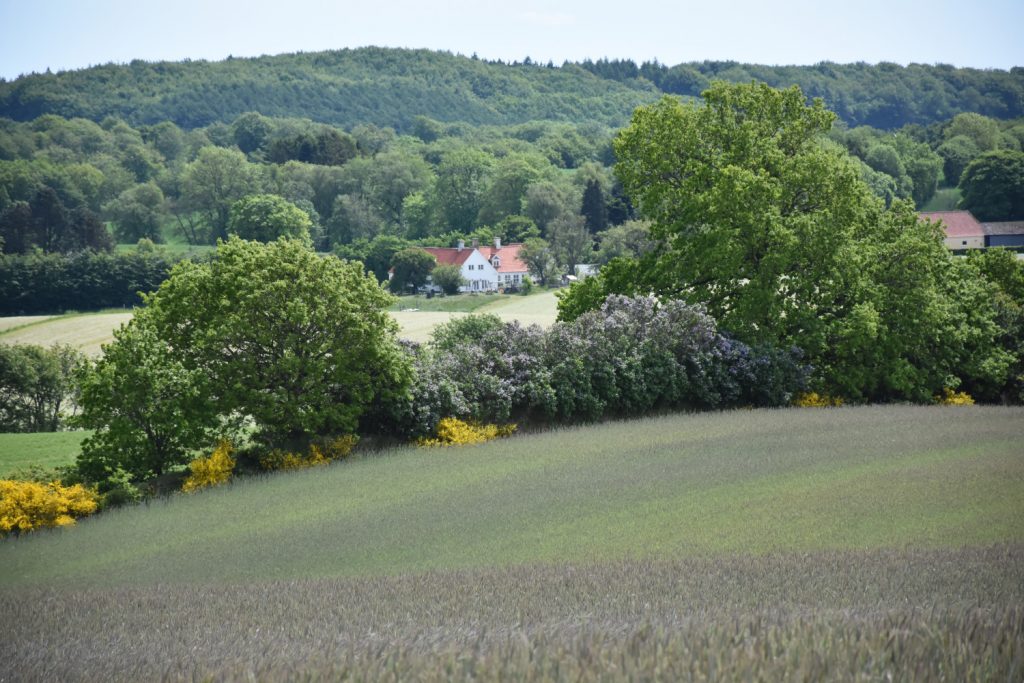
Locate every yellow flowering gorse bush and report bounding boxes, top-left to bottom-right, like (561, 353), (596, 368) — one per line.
(259, 435), (358, 471)
(182, 440), (236, 492)
(936, 388), (975, 405)
(0, 479), (98, 535)
(793, 392), (844, 408)
(418, 418), (517, 447)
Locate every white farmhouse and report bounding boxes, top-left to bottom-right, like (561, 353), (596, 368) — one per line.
(423, 241), (499, 292)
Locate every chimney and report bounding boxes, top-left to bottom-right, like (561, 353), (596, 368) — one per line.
(457, 240), (464, 252)
(494, 237), (501, 249)
(471, 238), (479, 248)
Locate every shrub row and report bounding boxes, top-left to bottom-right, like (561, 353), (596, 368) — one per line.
(375, 295), (809, 438)
(0, 250), (181, 315)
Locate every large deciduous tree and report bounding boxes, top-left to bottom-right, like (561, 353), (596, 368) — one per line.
(563, 83), (1011, 402)
(958, 150), (1024, 222)
(77, 237), (413, 479)
(227, 194), (312, 243)
(389, 247), (436, 293)
(143, 237), (412, 444)
(179, 147), (264, 243)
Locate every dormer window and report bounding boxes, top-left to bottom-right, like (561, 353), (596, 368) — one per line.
(491, 256), (500, 268)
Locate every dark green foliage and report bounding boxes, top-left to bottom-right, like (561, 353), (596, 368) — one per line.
(958, 149), (1024, 221)
(581, 179), (608, 233)
(0, 249), (178, 315)
(0, 187), (111, 254)
(0, 48), (660, 131)
(0, 344), (82, 432)
(388, 247), (436, 293)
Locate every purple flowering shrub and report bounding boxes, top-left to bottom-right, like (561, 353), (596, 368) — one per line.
(383, 296), (808, 437)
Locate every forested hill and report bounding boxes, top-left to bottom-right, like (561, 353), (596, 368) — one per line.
(0, 47), (1021, 132)
(0, 48), (660, 130)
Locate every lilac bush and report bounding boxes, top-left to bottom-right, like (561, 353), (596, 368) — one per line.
(385, 296), (808, 437)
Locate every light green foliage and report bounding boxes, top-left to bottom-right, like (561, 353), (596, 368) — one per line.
(429, 263), (466, 295)
(613, 84), (869, 354)
(76, 320), (217, 480)
(597, 83), (1011, 401)
(179, 147), (264, 243)
(142, 236), (412, 444)
(944, 112), (1002, 152)
(227, 194), (312, 244)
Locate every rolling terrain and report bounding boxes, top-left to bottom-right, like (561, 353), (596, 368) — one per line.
(1, 405), (1021, 680)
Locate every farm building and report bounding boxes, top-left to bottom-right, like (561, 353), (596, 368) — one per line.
(982, 221), (1024, 248)
(918, 210), (985, 250)
(421, 241), (499, 292)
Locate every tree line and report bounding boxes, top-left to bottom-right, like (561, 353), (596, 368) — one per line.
(2, 48), (1020, 133)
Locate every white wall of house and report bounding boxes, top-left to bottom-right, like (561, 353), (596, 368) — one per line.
(944, 236), (985, 250)
(457, 250), (498, 291)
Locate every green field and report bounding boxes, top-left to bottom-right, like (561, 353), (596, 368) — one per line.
(0, 291), (560, 351)
(1, 405), (1021, 680)
(0, 431), (88, 477)
(3, 405), (1021, 586)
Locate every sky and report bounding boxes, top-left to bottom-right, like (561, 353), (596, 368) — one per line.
(1, 0), (1021, 81)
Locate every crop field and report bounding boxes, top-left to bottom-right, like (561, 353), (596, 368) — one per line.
(0, 291), (559, 352)
(1, 405), (1022, 680)
(0, 431), (88, 477)
(0, 311), (133, 356)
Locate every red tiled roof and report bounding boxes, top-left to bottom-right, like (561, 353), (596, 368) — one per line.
(422, 247), (474, 266)
(478, 243), (528, 273)
(918, 211), (985, 238)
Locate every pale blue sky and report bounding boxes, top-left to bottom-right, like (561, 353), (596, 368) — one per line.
(1, 0), (1021, 80)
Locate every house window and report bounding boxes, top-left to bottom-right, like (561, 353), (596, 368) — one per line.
(962, 240), (967, 245)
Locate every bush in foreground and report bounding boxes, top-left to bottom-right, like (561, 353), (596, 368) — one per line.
(0, 479), (98, 536)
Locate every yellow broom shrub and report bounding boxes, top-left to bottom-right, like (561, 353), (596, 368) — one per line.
(0, 479), (98, 536)
(182, 440), (235, 492)
(259, 435), (358, 471)
(936, 388), (975, 405)
(418, 418), (517, 447)
(793, 392), (844, 408)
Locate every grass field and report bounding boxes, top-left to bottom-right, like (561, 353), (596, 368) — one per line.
(0, 431), (88, 477)
(1, 405), (1021, 680)
(0, 291), (560, 351)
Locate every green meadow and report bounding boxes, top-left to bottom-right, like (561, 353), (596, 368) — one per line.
(3, 405), (1021, 587)
(0, 431), (88, 477)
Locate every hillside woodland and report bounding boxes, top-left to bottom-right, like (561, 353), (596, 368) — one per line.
(0, 55), (1023, 525)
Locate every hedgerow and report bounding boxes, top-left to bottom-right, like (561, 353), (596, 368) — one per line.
(382, 295), (809, 438)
